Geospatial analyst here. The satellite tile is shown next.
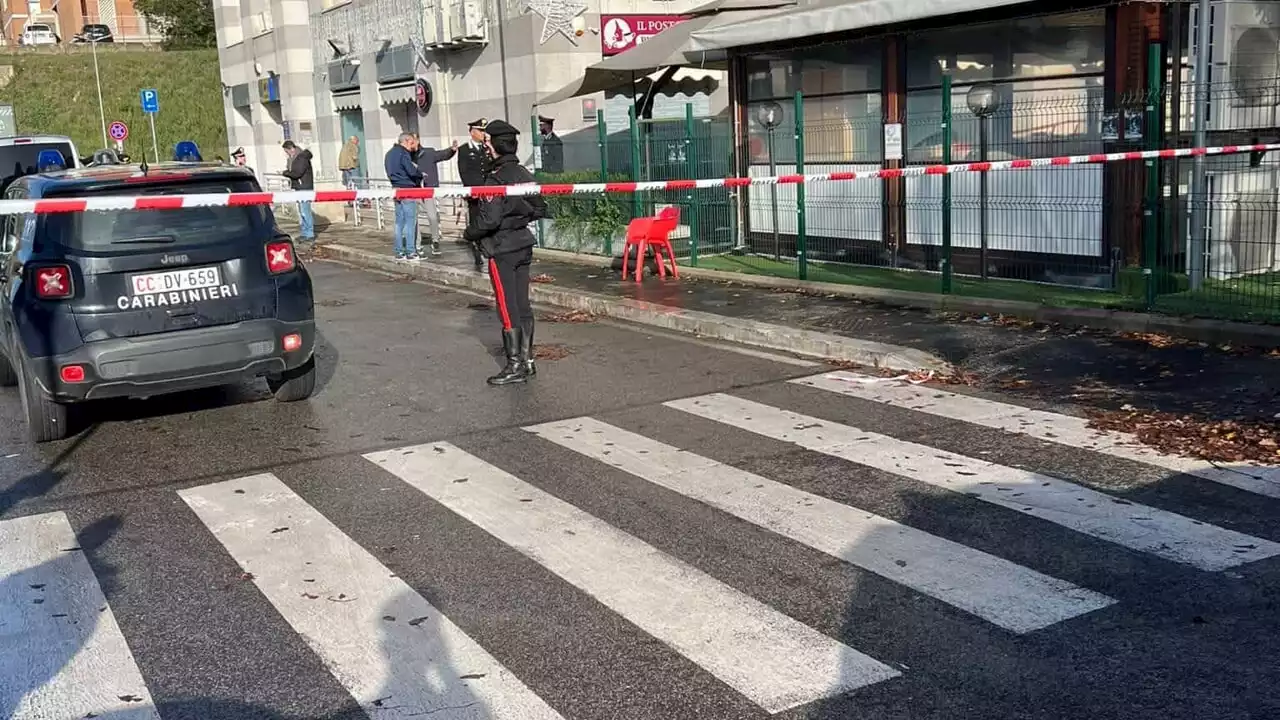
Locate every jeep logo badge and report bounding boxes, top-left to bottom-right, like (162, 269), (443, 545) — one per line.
(160, 254), (189, 266)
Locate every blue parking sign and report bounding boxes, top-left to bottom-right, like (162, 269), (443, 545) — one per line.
(140, 89), (159, 114)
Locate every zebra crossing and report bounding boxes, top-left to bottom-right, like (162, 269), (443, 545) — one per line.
(4, 370), (1280, 719)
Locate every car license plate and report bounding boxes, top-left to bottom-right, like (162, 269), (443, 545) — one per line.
(129, 266), (221, 296)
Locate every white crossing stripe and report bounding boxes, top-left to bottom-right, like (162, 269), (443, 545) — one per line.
(365, 442), (901, 714)
(667, 394), (1280, 572)
(526, 417), (1115, 633)
(793, 371), (1280, 499)
(179, 474), (565, 720)
(0, 512), (159, 720)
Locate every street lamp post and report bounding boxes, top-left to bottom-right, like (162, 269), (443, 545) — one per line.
(966, 83), (1001, 281)
(90, 36), (108, 149)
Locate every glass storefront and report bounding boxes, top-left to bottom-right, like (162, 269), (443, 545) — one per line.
(738, 8), (1110, 264)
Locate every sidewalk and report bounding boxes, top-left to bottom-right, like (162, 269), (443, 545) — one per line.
(297, 219), (1280, 458)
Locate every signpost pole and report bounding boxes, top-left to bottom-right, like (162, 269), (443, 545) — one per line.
(141, 90), (161, 163)
(148, 113), (158, 163)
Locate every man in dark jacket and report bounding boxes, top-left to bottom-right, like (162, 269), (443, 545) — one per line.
(412, 135), (458, 257)
(281, 141), (315, 242)
(457, 118), (489, 272)
(384, 133), (423, 261)
(463, 119), (548, 386)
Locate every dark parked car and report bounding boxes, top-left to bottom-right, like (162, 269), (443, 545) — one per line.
(0, 162), (316, 441)
(73, 24), (114, 43)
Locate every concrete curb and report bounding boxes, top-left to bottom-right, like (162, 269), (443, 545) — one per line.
(320, 243), (952, 374)
(531, 248), (1280, 348)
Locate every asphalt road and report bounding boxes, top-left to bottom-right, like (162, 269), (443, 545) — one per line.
(2, 260), (1279, 720)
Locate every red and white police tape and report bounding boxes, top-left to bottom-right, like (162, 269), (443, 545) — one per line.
(3, 142), (1277, 215)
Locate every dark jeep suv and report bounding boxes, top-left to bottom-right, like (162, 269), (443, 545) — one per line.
(0, 163), (316, 442)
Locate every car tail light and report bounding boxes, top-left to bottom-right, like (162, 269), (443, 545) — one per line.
(282, 333), (302, 352)
(33, 265), (73, 299)
(60, 365), (86, 383)
(266, 241), (296, 275)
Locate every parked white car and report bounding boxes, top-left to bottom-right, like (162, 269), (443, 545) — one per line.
(20, 24), (59, 46)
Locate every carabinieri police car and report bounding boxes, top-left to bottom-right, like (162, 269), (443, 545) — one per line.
(0, 153), (316, 442)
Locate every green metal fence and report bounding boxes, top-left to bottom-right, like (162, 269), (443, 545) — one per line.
(528, 72), (1280, 324)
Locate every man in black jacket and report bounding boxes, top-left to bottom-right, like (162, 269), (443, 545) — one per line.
(463, 119), (548, 386)
(457, 118), (489, 272)
(281, 141), (315, 242)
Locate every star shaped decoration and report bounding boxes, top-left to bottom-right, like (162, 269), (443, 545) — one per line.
(525, 0), (588, 45)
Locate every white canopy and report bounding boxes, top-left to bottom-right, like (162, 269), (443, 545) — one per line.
(687, 0), (1037, 51)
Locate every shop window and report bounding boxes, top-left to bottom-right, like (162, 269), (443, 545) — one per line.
(744, 40), (882, 102)
(905, 9), (1105, 89)
(746, 93), (883, 165)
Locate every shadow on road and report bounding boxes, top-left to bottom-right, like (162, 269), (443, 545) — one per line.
(0, 424), (95, 518)
(6, 540), (492, 719)
(803, 470), (1280, 720)
(0, 514), (124, 720)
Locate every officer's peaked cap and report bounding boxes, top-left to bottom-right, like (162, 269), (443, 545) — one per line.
(467, 118), (488, 129)
(484, 119), (519, 138)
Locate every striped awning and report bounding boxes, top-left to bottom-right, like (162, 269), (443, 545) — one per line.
(379, 82), (416, 107)
(332, 91), (361, 111)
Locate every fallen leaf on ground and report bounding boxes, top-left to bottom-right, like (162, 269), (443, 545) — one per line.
(826, 362), (979, 387)
(540, 310), (595, 323)
(1085, 408), (1280, 464)
(531, 273), (556, 283)
(534, 344), (572, 360)
(1118, 331), (1192, 350)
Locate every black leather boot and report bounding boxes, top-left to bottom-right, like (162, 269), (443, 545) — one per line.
(521, 319), (536, 376)
(487, 328), (528, 386)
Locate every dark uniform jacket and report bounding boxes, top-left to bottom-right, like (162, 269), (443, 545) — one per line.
(457, 141), (488, 188)
(463, 154), (548, 258)
(282, 149), (314, 190)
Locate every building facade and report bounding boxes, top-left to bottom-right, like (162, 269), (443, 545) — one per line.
(214, 0), (720, 188)
(2, 0), (157, 45)
(700, 0), (1280, 285)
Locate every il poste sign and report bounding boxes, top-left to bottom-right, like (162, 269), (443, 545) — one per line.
(600, 15), (687, 56)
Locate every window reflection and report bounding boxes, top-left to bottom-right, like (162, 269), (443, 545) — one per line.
(906, 9), (1106, 89)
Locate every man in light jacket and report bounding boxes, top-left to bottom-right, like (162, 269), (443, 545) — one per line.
(412, 134), (458, 257)
(338, 136), (360, 188)
(384, 133), (423, 261)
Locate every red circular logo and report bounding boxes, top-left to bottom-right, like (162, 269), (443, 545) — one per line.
(415, 79), (432, 114)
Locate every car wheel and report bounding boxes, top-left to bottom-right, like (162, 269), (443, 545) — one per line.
(0, 353), (17, 387)
(16, 355), (69, 443)
(268, 355), (316, 402)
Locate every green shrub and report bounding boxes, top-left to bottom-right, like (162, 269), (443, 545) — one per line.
(536, 169), (632, 244)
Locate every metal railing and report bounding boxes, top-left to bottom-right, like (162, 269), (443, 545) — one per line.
(521, 76), (1280, 324)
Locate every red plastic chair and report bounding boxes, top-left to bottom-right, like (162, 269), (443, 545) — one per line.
(620, 217), (655, 282)
(620, 208), (681, 282)
(648, 207), (681, 280)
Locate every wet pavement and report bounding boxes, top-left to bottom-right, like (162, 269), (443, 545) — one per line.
(307, 219), (1280, 425)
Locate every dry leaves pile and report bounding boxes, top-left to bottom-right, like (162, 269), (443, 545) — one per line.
(826, 361), (980, 387)
(540, 310), (596, 323)
(533, 344), (573, 361)
(531, 273), (556, 284)
(1086, 408), (1280, 464)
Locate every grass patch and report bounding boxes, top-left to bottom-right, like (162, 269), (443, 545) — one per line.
(697, 254), (1135, 309)
(1152, 271), (1280, 324)
(0, 48), (227, 161)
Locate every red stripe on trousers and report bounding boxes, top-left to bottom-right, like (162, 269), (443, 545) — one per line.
(488, 258), (512, 330)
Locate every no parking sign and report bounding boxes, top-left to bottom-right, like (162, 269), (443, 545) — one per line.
(109, 121), (129, 142)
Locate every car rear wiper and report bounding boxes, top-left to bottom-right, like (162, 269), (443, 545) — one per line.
(112, 236), (176, 244)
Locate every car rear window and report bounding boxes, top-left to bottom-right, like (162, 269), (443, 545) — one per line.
(38, 179), (276, 251)
(27, 24), (51, 32)
(0, 142), (75, 186)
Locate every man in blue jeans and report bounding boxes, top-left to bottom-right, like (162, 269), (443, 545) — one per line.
(281, 141), (315, 244)
(384, 132), (424, 261)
